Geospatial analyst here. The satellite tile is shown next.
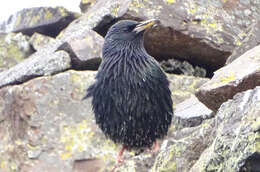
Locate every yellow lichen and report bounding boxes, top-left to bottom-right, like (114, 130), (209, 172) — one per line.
(166, 0), (175, 4)
(220, 72), (236, 83)
(0, 161), (6, 169)
(45, 10), (53, 20)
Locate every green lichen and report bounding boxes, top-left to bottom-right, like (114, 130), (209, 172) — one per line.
(220, 72), (236, 83)
(45, 10), (53, 20)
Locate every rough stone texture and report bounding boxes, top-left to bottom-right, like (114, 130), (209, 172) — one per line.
(57, 30), (103, 70)
(0, 70), (207, 172)
(1, 7), (80, 37)
(0, 32), (34, 72)
(80, 0), (97, 13)
(152, 118), (216, 172)
(0, 50), (71, 89)
(196, 44), (260, 112)
(226, 20), (260, 64)
(86, 0), (260, 72)
(29, 32), (55, 51)
(173, 95), (214, 130)
(191, 87), (260, 172)
(160, 58), (207, 77)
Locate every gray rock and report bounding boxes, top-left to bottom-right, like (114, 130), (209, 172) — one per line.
(191, 87), (260, 172)
(226, 20), (260, 64)
(29, 32), (55, 51)
(1, 7), (80, 37)
(86, 0), (260, 72)
(196, 44), (260, 112)
(0, 50), (71, 88)
(173, 95), (214, 130)
(57, 30), (103, 70)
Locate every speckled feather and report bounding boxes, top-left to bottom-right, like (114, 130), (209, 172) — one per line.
(85, 20), (173, 149)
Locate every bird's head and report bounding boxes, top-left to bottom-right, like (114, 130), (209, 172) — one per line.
(103, 19), (159, 54)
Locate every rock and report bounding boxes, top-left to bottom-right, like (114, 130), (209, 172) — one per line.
(29, 32), (55, 51)
(226, 20), (260, 64)
(196, 44), (260, 112)
(160, 58), (207, 77)
(191, 87), (260, 172)
(79, 0), (97, 13)
(0, 50), (71, 89)
(57, 30), (103, 70)
(167, 74), (209, 105)
(86, 0), (260, 72)
(0, 32), (34, 72)
(1, 7), (80, 37)
(152, 118), (216, 172)
(0, 70), (208, 171)
(173, 95), (214, 130)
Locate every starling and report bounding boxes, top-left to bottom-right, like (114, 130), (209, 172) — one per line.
(84, 19), (173, 163)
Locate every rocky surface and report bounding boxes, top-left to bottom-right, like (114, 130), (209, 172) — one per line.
(226, 20), (260, 64)
(0, 7), (80, 37)
(0, 70), (208, 172)
(0, 1), (259, 172)
(196, 44), (260, 112)
(0, 32), (34, 72)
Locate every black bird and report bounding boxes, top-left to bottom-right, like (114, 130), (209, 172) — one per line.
(84, 19), (173, 164)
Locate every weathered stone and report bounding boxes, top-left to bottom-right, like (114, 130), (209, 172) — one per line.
(0, 32), (34, 72)
(1, 7), (80, 37)
(191, 87), (260, 172)
(196, 44), (260, 112)
(226, 20), (260, 64)
(152, 118), (216, 172)
(0, 50), (71, 89)
(79, 0), (97, 13)
(173, 95), (214, 130)
(160, 58), (207, 77)
(0, 70), (208, 172)
(29, 32), (55, 51)
(86, 0), (260, 72)
(57, 30), (103, 70)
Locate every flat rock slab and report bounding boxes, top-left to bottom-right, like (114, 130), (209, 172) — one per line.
(196, 44), (260, 112)
(0, 50), (71, 89)
(191, 87), (260, 172)
(1, 7), (80, 37)
(29, 32), (55, 51)
(173, 95), (214, 130)
(87, 0), (260, 71)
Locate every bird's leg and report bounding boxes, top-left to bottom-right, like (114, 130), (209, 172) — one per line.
(117, 145), (127, 163)
(111, 146), (127, 172)
(151, 140), (159, 153)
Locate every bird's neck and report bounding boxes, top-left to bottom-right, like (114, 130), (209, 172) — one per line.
(102, 38), (148, 60)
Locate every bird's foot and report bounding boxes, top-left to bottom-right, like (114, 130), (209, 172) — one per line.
(111, 146), (127, 172)
(150, 140), (160, 153)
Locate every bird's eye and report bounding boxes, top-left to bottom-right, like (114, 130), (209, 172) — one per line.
(126, 25), (136, 32)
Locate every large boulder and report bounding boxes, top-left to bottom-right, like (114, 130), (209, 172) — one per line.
(29, 32), (55, 51)
(84, 0), (260, 72)
(1, 7), (80, 37)
(196, 44), (260, 112)
(191, 87), (260, 172)
(0, 70), (208, 172)
(0, 32), (34, 72)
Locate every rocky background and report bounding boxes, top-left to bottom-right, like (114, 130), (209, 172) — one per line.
(0, 0), (259, 172)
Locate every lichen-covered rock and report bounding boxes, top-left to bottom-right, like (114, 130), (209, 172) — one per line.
(58, 30), (103, 70)
(160, 58), (207, 77)
(191, 87), (260, 172)
(80, 0), (97, 13)
(226, 20), (260, 64)
(152, 118), (216, 172)
(0, 70), (209, 172)
(0, 32), (34, 72)
(173, 95), (214, 130)
(196, 44), (260, 112)
(0, 50), (71, 89)
(84, 0), (260, 72)
(1, 7), (80, 37)
(29, 32), (55, 51)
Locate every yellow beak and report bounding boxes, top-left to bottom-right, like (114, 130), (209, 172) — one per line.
(133, 19), (160, 33)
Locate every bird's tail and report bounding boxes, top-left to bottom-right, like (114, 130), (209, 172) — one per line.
(82, 84), (95, 100)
